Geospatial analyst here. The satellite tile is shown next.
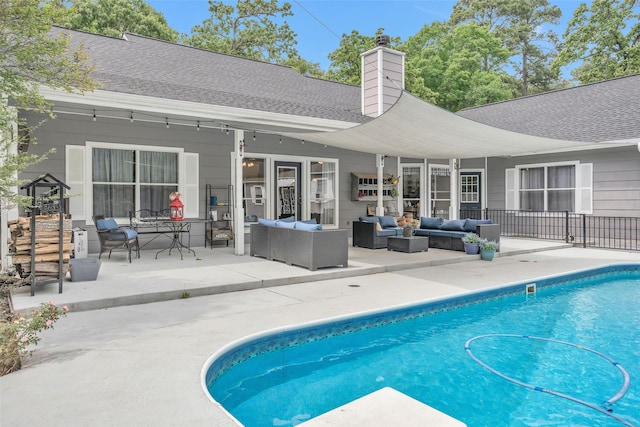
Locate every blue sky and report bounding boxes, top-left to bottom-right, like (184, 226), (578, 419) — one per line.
(148, 0), (585, 70)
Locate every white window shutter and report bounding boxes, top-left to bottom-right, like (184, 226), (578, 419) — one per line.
(184, 152), (199, 218)
(65, 145), (86, 220)
(505, 168), (517, 210)
(576, 163), (593, 214)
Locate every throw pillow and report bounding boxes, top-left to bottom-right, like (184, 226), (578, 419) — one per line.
(441, 219), (466, 231)
(258, 218), (277, 227)
(463, 219), (493, 232)
(275, 220), (296, 228)
(379, 215), (398, 228)
(376, 222), (383, 232)
(420, 217), (444, 230)
(96, 218), (118, 231)
(280, 216), (295, 223)
(295, 222), (322, 231)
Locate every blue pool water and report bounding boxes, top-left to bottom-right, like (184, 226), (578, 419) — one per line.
(204, 265), (640, 426)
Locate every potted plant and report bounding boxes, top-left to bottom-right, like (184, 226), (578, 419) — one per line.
(461, 232), (481, 254)
(480, 239), (499, 261)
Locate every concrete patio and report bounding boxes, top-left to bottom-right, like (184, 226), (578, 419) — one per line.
(2, 238), (638, 426)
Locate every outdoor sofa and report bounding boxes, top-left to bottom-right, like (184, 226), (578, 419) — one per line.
(413, 217), (500, 251)
(250, 218), (348, 271)
(353, 215), (500, 251)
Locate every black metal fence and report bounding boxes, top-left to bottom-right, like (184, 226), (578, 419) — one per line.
(460, 209), (640, 251)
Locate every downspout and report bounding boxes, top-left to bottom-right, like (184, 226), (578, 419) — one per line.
(234, 130), (245, 255)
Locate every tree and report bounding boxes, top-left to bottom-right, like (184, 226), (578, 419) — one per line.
(502, 0), (561, 96)
(403, 22), (513, 111)
(279, 55), (325, 79)
(326, 29), (400, 86)
(64, 0), (178, 41)
(553, 0), (640, 84)
(0, 0), (96, 208)
(182, 0), (298, 63)
(451, 0), (562, 96)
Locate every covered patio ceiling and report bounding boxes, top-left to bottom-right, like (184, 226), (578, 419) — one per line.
(283, 91), (633, 159)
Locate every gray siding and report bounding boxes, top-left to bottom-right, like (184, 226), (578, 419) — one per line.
(21, 112), (399, 253)
(491, 146), (640, 217)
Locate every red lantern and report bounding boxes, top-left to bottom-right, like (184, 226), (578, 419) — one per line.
(169, 198), (184, 221)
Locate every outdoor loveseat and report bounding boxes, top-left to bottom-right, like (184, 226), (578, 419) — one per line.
(250, 218), (348, 271)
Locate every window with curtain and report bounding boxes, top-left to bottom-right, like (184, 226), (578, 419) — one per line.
(92, 147), (179, 217)
(519, 165), (575, 211)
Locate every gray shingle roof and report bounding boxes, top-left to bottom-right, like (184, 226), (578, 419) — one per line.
(59, 28), (367, 124)
(457, 74), (640, 142)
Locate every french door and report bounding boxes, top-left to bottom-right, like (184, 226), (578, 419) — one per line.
(274, 161), (301, 220)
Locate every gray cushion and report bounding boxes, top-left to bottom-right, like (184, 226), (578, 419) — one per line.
(463, 219), (493, 232)
(420, 217), (444, 229)
(107, 228), (137, 240)
(441, 220), (466, 231)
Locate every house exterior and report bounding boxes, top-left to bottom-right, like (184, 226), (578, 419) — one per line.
(6, 28), (640, 259)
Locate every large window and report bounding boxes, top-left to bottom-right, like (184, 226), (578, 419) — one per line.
(92, 146), (179, 217)
(519, 164), (575, 211)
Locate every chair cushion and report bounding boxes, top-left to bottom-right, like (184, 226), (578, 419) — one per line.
(463, 219), (493, 232)
(107, 228), (137, 240)
(258, 218), (277, 226)
(295, 222), (322, 231)
(420, 217), (444, 230)
(376, 229), (397, 237)
(96, 218), (118, 231)
(379, 215), (398, 228)
(441, 219), (466, 231)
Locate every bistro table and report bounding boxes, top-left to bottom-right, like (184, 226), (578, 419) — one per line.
(154, 220), (200, 260)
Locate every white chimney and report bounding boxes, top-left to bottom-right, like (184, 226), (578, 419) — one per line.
(361, 35), (405, 118)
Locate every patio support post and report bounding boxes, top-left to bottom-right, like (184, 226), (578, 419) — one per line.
(449, 158), (459, 220)
(376, 154), (384, 216)
(233, 130), (245, 255)
(0, 103), (19, 273)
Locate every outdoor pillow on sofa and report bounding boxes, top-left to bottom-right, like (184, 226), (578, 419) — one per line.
(275, 220), (296, 228)
(258, 218), (277, 226)
(295, 222), (323, 231)
(378, 215), (398, 228)
(279, 216), (295, 223)
(440, 219), (466, 231)
(420, 217), (444, 229)
(463, 219), (493, 232)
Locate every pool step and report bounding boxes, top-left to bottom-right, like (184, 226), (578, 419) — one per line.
(300, 387), (467, 427)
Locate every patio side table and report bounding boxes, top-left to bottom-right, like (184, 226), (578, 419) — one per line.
(387, 236), (429, 253)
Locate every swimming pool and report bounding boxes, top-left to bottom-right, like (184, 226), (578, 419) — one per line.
(202, 264), (640, 426)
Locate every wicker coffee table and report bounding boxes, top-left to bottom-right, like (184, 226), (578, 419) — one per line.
(387, 236), (429, 253)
